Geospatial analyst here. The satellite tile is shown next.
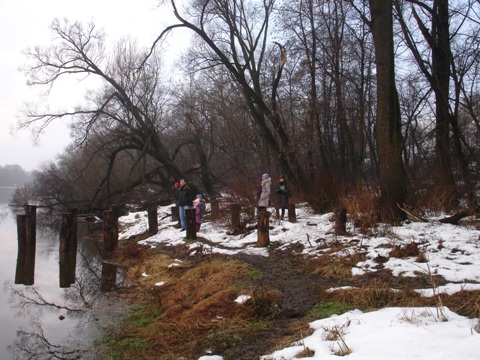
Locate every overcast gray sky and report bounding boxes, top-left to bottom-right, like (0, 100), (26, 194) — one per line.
(0, 0), (188, 171)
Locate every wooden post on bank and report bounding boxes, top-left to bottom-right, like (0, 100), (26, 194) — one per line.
(148, 205), (158, 235)
(15, 214), (27, 285)
(210, 198), (219, 220)
(257, 210), (270, 247)
(334, 208), (347, 236)
(185, 208), (196, 240)
(103, 210), (118, 252)
(288, 204), (296, 223)
(171, 205), (179, 222)
(230, 204), (241, 230)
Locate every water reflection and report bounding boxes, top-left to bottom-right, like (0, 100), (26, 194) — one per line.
(59, 245), (77, 288)
(3, 210), (125, 360)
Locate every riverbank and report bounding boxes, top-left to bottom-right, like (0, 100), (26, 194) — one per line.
(93, 203), (480, 359)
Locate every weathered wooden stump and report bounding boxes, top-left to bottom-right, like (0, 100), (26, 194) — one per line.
(148, 205), (158, 235)
(230, 203), (241, 230)
(288, 203), (296, 222)
(67, 208), (78, 247)
(101, 262), (118, 292)
(334, 208), (347, 235)
(257, 210), (271, 247)
(171, 205), (179, 222)
(210, 198), (219, 220)
(185, 207), (196, 240)
(24, 205), (37, 285)
(59, 245), (76, 288)
(60, 212), (75, 252)
(59, 211), (77, 287)
(15, 214), (27, 285)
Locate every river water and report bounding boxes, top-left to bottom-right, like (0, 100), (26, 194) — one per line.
(0, 187), (123, 359)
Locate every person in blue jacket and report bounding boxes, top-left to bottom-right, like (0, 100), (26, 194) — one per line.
(177, 179), (192, 231)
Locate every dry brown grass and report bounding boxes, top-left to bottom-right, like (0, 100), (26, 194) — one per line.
(390, 242), (420, 258)
(408, 182), (459, 214)
(100, 233), (480, 360)
(107, 254), (261, 359)
(424, 290), (480, 319)
(339, 188), (379, 233)
(112, 239), (152, 268)
(309, 252), (367, 280)
(159, 259), (252, 323)
(324, 279), (420, 309)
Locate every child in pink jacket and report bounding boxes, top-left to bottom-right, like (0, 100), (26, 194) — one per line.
(193, 194), (205, 231)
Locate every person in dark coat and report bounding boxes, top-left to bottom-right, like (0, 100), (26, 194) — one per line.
(275, 175), (291, 219)
(177, 179), (192, 231)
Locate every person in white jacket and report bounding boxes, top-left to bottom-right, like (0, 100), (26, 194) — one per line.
(257, 173), (271, 210)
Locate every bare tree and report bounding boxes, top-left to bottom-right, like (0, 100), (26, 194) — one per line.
(17, 19), (198, 207)
(395, 0), (457, 207)
(150, 0), (313, 201)
(367, 0), (407, 220)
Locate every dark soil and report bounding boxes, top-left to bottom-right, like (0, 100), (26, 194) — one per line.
(226, 253), (325, 359)
(147, 241), (346, 360)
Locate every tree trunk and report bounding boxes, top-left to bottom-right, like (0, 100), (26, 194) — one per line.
(432, 0), (457, 207)
(369, 0), (407, 221)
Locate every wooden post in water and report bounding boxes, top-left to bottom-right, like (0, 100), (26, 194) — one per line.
(59, 249), (69, 288)
(59, 211), (77, 287)
(60, 213), (74, 252)
(103, 210), (118, 252)
(66, 208), (77, 285)
(68, 208), (78, 248)
(334, 208), (347, 235)
(59, 245), (76, 288)
(185, 208), (196, 240)
(288, 204), (296, 223)
(230, 204), (241, 230)
(15, 214), (27, 285)
(24, 205), (37, 285)
(101, 262), (118, 292)
(148, 205), (158, 235)
(257, 210), (271, 247)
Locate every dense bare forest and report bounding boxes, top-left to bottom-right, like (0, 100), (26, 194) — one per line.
(12, 0), (480, 221)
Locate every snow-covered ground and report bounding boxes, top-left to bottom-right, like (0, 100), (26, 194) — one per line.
(118, 203), (480, 360)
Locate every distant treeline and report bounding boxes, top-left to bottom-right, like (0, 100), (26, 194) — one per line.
(0, 164), (33, 187)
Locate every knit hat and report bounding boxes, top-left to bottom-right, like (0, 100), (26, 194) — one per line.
(196, 194), (202, 198)
(174, 182), (180, 187)
(279, 174), (285, 179)
(262, 173), (269, 179)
